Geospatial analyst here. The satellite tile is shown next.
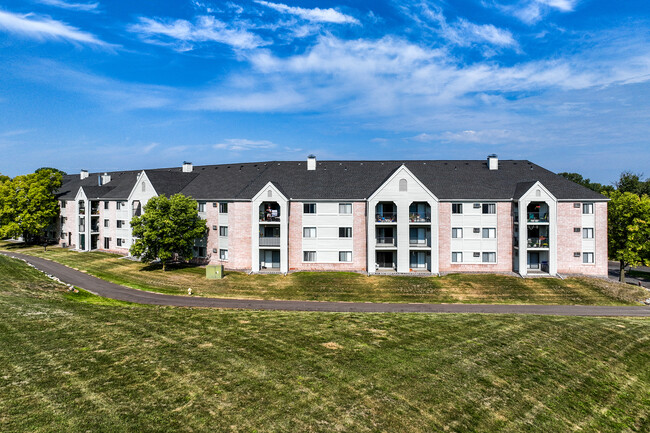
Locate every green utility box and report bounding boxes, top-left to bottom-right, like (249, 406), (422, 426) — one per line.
(206, 264), (224, 280)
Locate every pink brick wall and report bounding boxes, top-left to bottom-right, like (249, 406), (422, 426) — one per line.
(289, 201), (367, 272)
(439, 202), (514, 272)
(288, 202), (302, 269)
(227, 202), (252, 270)
(556, 202), (607, 276)
(59, 200), (76, 248)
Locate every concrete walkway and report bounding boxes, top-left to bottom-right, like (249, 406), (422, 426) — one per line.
(3, 251), (650, 317)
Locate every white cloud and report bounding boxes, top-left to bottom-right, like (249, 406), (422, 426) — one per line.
(36, 0), (99, 13)
(399, 1), (517, 51)
(412, 129), (519, 144)
(255, 1), (359, 25)
(486, 0), (579, 24)
(0, 9), (108, 45)
(214, 138), (276, 151)
(128, 15), (268, 51)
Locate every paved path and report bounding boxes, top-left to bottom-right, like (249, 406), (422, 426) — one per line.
(3, 251), (650, 317)
(608, 261), (650, 289)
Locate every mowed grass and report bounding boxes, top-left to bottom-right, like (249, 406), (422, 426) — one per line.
(1, 241), (647, 306)
(1, 253), (650, 432)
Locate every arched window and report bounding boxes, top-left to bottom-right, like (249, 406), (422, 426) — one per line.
(399, 178), (407, 192)
(141, 182), (146, 192)
(267, 190), (273, 197)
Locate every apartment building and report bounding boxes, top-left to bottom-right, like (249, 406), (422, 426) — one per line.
(55, 155), (608, 277)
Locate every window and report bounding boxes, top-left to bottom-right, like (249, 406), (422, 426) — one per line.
(61, 201), (66, 208)
(583, 228), (594, 239)
(473, 252), (480, 258)
(117, 201), (127, 210)
(117, 220), (124, 228)
(219, 226), (228, 237)
(482, 203), (496, 214)
(303, 203), (316, 214)
(303, 251), (316, 262)
(219, 249), (229, 261)
(339, 251), (352, 262)
(267, 190), (272, 198)
(104, 201), (109, 210)
(117, 238), (123, 247)
(452, 203), (463, 214)
(104, 238), (110, 249)
(339, 203), (352, 214)
(303, 227), (317, 238)
(104, 219), (109, 228)
(583, 203), (594, 214)
(473, 228), (480, 234)
(482, 228), (496, 238)
(452, 252), (463, 263)
(219, 203), (228, 214)
(583, 252), (594, 263)
(399, 179), (408, 192)
(198, 202), (206, 212)
(452, 228), (463, 238)
(197, 247), (206, 258)
(339, 227), (352, 238)
(141, 182), (146, 192)
(61, 232), (66, 239)
(482, 252), (496, 263)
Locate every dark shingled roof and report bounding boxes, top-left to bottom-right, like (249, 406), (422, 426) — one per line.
(57, 159), (607, 202)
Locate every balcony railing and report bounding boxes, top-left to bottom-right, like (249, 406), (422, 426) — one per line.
(527, 237), (549, 248)
(259, 213), (281, 222)
(376, 213), (397, 223)
(527, 212), (548, 223)
(376, 236), (396, 246)
(91, 209), (100, 215)
(409, 213), (431, 223)
(409, 238), (429, 246)
(259, 237), (281, 247)
(90, 226), (100, 233)
(79, 208), (86, 215)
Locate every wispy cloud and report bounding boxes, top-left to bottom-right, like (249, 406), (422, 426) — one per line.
(36, 0), (100, 13)
(485, 0), (579, 24)
(0, 9), (109, 45)
(0, 129), (31, 137)
(128, 15), (269, 51)
(255, 1), (359, 25)
(399, 1), (518, 51)
(214, 138), (276, 151)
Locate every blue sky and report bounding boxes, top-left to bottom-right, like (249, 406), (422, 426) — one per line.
(0, 0), (649, 183)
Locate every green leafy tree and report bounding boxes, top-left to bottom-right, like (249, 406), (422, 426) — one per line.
(615, 171), (650, 196)
(607, 191), (650, 282)
(558, 172), (606, 194)
(129, 194), (207, 271)
(0, 169), (63, 242)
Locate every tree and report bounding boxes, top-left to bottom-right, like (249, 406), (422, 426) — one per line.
(607, 191), (650, 282)
(558, 172), (606, 194)
(615, 171), (650, 197)
(36, 167), (67, 176)
(129, 194), (207, 271)
(0, 169), (63, 242)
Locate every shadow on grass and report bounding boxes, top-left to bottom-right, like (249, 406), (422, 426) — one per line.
(139, 261), (206, 273)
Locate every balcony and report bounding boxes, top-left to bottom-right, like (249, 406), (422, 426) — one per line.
(409, 213), (431, 223)
(90, 208), (100, 216)
(259, 214), (281, 222)
(90, 225), (100, 233)
(78, 208), (86, 215)
(527, 212), (548, 223)
(527, 237), (549, 249)
(409, 238), (429, 247)
(375, 213), (397, 223)
(376, 236), (396, 246)
(259, 237), (281, 247)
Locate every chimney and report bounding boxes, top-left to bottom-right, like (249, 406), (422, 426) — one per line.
(99, 173), (111, 186)
(182, 161), (193, 173)
(307, 154), (316, 171)
(487, 154), (498, 171)
(80, 169), (88, 180)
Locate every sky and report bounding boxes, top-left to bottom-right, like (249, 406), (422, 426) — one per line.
(0, 0), (649, 183)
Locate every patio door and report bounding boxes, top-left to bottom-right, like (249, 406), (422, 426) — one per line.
(261, 250), (280, 269)
(410, 251), (428, 269)
(528, 252), (539, 269)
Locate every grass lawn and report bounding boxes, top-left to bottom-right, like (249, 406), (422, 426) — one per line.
(1, 241), (647, 306)
(1, 253), (650, 432)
